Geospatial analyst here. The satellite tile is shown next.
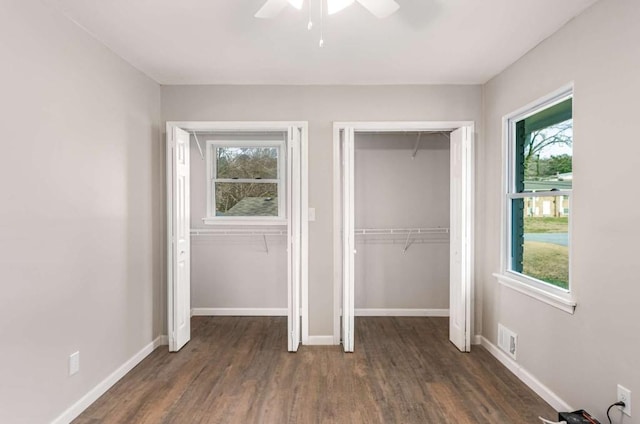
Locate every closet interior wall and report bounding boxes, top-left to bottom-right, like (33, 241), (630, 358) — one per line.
(189, 132), (287, 311)
(354, 132), (451, 312)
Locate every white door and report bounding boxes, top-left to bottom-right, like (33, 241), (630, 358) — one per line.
(449, 127), (472, 352)
(167, 127), (191, 352)
(287, 126), (302, 352)
(341, 128), (355, 353)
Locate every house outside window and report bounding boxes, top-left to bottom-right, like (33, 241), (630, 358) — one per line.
(204, 140), (286, 224)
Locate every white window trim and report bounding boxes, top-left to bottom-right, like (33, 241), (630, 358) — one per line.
(495, 83), (577, 314)
(203, 139), (286, 226)
(493, 273), (576, 314)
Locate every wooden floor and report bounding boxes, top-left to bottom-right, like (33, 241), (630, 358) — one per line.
(74, 317), (556, 423)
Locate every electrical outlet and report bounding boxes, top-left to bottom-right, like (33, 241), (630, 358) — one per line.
(617, 384), (631, 416)
(69, 351), (80, 376)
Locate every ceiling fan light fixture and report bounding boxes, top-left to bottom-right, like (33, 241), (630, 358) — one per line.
(356, 0), (400, 18)
(327, 0), (355, 15)
(255, 0), (289, 18)
(288, 0), (304, 10)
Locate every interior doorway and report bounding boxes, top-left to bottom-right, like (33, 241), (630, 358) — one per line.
(166, 121), (309, 353)
(333, 122), (474, 353)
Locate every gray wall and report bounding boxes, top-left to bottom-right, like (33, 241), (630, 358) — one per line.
(161, 85), (483, 336)
(480, 0), (640, 420)
(5, 0), (636, 421)
(189, 134), (287, 309)
(354, 133), (450, 310)
(0, 1), (161, 423)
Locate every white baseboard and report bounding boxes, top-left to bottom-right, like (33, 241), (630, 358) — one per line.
(479, 336), (572, 412)
(472, 334), (482, 345)
(355, 308), (449, 317)
(305, 335), (336, 345)
(51, 335), (166, 424)
(191, 308), (287, 316)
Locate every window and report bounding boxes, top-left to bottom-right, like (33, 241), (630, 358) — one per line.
(205, 140), (285, 224)
(499, 87), (575, 311)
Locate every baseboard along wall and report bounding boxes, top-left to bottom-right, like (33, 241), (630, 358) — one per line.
(191, 308), (287, 316)
(306, 335), (336, 345)
(479, 336), (572, 412)
(354, 308), (449, 317)
(51, 335), (167, 424)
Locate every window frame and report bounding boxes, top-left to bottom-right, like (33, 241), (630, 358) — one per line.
(494, 84), (577, 314)
(204, 139), (286, 225)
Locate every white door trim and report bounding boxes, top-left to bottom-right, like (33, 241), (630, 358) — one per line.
(167, 127), (191, 352)
(341, 127), (355, 352)
(332, 121), (475, 350)
(287, 125), (302, 352)
(166, 121), (309, 348)
(449, 126), (474, 352)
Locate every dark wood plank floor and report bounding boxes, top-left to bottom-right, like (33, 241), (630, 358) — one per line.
(74, 317), (556, 423)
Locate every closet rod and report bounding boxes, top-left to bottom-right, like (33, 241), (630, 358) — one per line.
(354, 227), (449, 253)
(190, 228), (286, 236)
(186, 131), (286, 136)
(355, 227), (449, 235)
(355, 238), (449, 243)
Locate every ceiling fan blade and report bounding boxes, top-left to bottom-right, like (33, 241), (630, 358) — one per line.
(327, 0), (355, 15)
(356, 0), (399, 18)
(255, 0), (289, 18)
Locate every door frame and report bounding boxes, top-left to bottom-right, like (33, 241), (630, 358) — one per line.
(332, 121), (475, 350)
(166, 121), (309, 349)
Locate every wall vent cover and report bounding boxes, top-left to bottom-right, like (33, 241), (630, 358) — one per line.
(498, 323), (518, 360)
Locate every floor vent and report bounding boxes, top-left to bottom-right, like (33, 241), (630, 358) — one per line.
(498, 323), (518, 360)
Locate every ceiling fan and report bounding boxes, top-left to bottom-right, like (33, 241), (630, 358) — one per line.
(255, 0), (400, 19)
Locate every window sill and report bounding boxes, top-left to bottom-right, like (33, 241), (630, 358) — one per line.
(493, 272), (576, 314)
(202, 217), (287, 226)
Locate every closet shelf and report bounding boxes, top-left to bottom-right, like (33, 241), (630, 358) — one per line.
(355, 227), (449, 236)
(354, 227), (449, 253)
(190, 228), (286, 236)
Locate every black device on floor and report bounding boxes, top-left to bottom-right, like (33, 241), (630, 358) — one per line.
(558, 410), (600, 424)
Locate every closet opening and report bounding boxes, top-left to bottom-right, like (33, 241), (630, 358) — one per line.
(333, 122), (474, 353)
(166, 122), (308, 353)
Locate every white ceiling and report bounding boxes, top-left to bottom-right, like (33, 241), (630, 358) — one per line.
(43, 0), (597, 85)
